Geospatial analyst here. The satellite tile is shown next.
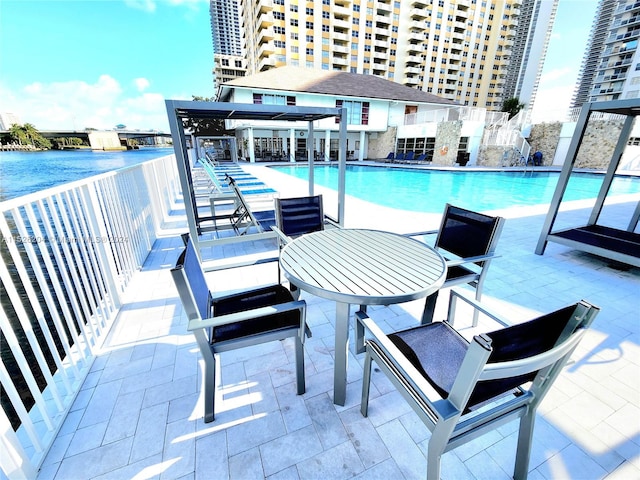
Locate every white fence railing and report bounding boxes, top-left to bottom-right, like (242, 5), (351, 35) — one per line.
(0, 154), (180, 479)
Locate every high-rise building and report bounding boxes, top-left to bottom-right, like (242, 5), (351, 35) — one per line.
(0, 112), (21, 130)
(502, 0), (557, 110)
(214, 0), (556, 112)
(573, 0), (640, 107)
(210, 0), (246, 89)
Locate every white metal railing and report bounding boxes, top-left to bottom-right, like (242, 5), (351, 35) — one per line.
(0, 154), (180, 479)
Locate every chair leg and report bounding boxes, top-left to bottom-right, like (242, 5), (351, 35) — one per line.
(295, 334), (306, 395)
(203, 354), (217, 423)
(421, 291), (439, 325)
(427, 422), (455, 480)
(360, 350), (373, 417)
(514, 410), (536, 480)
(355, 305), (367, 354)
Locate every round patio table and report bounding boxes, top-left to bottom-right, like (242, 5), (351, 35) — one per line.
(280, 228), (447, 405)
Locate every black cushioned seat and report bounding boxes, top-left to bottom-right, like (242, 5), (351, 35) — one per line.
(389, 304), (577, 409)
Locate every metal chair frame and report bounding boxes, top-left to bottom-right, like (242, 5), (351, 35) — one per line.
(357, 289), (599, 480)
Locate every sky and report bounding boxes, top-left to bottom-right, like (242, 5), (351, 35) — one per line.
(0, 0), (599, 133)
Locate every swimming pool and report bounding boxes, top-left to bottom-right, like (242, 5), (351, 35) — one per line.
(270, 165), (640, 213)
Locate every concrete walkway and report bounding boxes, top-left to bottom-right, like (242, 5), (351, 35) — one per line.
(37, 165), (640, 480)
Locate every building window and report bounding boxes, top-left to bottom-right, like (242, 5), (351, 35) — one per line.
(253, 94), (296, 105)
(335, 99), (369, 125)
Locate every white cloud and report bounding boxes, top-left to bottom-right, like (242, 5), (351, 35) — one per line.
(0, 75), (174, 131)
(134, 78), (151, 92)
(124, 0), (156, 13)
(540, 67), (574, 85)
(531, 84), (575, 123)
(125, 0), (207, 14)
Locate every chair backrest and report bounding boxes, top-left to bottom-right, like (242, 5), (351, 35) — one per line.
(171, 237), (211, 323)
(275, 195), (324, 237)
(394, 300), (599, 413)
(465, 301), (598, 409)
(435, 203), (504, 262)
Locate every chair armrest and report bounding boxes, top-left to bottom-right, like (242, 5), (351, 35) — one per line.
(355, 310), (459, 421)
(444, 252), (500, 267)
(403, 229), (438, 238)
(271, 225), (293, 245)
(188, 299), (307, 331)
(324, 215), (342, 229)
(446, 289), (512, 328)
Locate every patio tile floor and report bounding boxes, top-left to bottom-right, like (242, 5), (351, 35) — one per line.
(36, 166), (640, 480)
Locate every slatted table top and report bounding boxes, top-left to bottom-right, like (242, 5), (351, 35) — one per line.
(280, 228), (447, 305)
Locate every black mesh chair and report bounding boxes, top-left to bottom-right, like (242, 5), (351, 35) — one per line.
(171, 236), (309, 423)
(273, 194), (326, 240)
(357, 289), (600, 480)
(408, 203), (505, 324)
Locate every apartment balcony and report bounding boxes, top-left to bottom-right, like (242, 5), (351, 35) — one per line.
(258, 27), (275, 43)
(404, 75), (420, 85)
(410, 21), (427, 31)
(448, 52), (461, 62)
(374, 39), (389, 48)
(373, 50), (388, 60)
(456, 0), (470, 7)
(258, 0), (273, 13)
(332, 44), (349, 54)
(259, 12), (274, 28)
(376, 2), (392, 14)
(451, 30), (466, 41)
(405, 53), (422, 65)
(406, 42), (422, 54)
(332, 32), (349, 42)
(411, 0), (428, 7)
(331, 18), (350, 29)
(259, 56), (276, 70)
(375, 14), (391, 26)
(407, 32), (423, 43)
(258, 41), (275, 57)
(409, 8), (428, 19)
(500, 38), (515, 48)
(332, 56), (349, 66)
(374, 27), (390, 37)
(331, 4), (350, 17)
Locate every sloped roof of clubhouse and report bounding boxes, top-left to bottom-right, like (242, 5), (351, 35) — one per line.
(220, 66), (459, 106)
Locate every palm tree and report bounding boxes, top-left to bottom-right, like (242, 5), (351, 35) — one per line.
(501, 97), (526, 119)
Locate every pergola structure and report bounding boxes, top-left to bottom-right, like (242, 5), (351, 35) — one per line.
(535, 98), (640, 267)
(165, 100), (347, 258)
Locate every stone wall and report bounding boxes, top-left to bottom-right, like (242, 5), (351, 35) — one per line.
(475, 119), (625, 169)
(432, 120), (462, 165)
(367, 126), (397, 159)
(527, 122), (562, 166)
(575, 120), (623, 169)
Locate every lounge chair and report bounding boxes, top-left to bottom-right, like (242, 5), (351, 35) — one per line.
(406, 203), (505, 324)
(394, 152), (405, 163)
(226, 176), (277, 235)
(384, 152), (395, 162)
(357, 289), (600, 480)
(171, 235), (309, 423)
(415, 153), (428, 163)
(403, 151), (415, 163)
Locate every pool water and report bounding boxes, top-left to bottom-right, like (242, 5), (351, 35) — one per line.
(271, 165), (640, 213)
